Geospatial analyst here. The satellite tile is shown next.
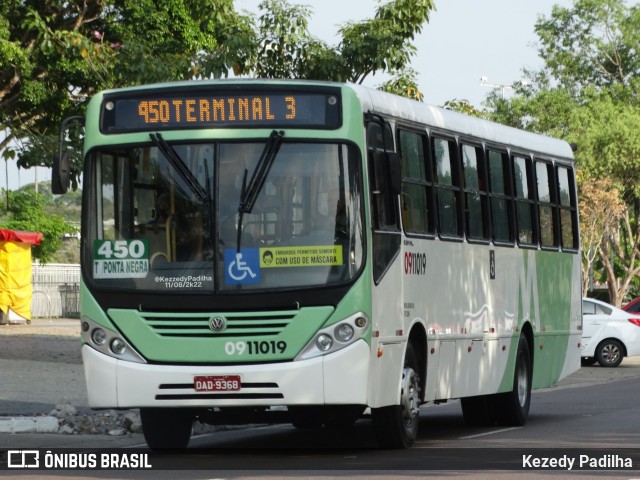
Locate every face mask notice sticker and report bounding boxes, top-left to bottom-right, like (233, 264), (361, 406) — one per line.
(259, 246), (343, 268)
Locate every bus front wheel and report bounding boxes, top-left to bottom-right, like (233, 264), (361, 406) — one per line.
(371, 343), (421, 449)
(140, 408), (193, 450)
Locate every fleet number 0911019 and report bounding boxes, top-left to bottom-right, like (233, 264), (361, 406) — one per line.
(225, 341), (287, 356)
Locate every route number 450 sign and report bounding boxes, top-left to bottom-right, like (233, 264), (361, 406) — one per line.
(93, 240), (149, 279)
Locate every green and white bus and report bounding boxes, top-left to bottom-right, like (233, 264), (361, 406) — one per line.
(53, 80), (582, 449)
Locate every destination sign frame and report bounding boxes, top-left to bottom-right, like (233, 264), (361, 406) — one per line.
(100, 85), (342, 133)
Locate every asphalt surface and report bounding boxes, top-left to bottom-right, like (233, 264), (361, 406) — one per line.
(0, 318), (87, 416)
(1, 318), (640, 418)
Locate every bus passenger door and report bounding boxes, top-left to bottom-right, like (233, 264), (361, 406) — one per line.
(366, 119), (404, 407)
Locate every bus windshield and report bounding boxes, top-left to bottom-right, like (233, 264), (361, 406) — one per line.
(84, 140), (364, 293)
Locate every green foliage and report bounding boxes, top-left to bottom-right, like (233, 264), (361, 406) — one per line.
(252, 0), (316, 79)
(1, 0), (255, 188)
(571, 91), (640, 196)
(0, 189), (74, 263)
(485, 0), (640, 192)
(486, 83), (577, 138)
(442, 99), (486, 118)
(338, 0), (434, 84)
(249, 0), (434, 91)
(535, 0), (640, 95)
(378, 69), (424, 102)
(485, 0), (640, 305)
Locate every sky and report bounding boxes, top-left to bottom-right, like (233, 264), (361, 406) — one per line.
(2, 0), (574, 192)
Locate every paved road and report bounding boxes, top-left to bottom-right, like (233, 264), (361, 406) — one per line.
(0, 319), (87, 416)
(1, 318), (640, 442)
(2, 320), (640, 479)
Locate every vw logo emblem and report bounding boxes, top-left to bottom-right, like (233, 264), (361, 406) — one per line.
(209, 316), (227, 332)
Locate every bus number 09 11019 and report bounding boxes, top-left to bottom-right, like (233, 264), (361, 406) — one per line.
(224, 341), (287, 356)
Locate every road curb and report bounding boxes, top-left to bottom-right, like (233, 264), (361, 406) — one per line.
(0, 416), (59, 434)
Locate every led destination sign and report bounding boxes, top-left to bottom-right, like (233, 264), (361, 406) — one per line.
(101, 89), (342, 132)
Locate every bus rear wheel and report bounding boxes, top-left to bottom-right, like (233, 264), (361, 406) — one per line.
(140, 408), (193, 450)
(494, 335), (532, 426)
(372, 343), (421, 449)
(461, 335), (531, 427)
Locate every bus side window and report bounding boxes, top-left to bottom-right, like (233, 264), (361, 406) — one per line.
(513, 155), (538, 246)
(535, 160), (558, 249)
(461, 143), (489, 241)
(487, 150), (514, 244)
(367, 120), (401, 284)
(367, 121), (398, 230)
(398, 129), (434, 235)
(432, 136), (462, 238)
(557, 165), (579, 251)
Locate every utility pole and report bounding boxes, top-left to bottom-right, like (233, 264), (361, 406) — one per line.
(479, 76), (513, 98)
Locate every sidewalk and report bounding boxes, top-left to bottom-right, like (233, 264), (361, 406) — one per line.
(0, 318), (135, 435)
(0, 317), (85, 412)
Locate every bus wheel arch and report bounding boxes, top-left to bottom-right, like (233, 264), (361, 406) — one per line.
(461, 328), (533, 427)
(371, 331), (425, 449)
(520, 322), (534, 367)
(407, 324), (427, 402)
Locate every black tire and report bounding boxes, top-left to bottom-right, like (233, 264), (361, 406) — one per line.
(140, 408), (193, 450)
(493, 335), (532, 426)
(372, 343), (422, 449)
(288, 406), (324, 429)
(461, 395), (492, 426)
(596, 339), (624, 368)
(581, 356), (597, 366)
(324, 405), (365, 428)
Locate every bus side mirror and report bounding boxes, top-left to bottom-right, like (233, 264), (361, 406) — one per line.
(51, 151), (71, 194)
(52, 116), (84, 194)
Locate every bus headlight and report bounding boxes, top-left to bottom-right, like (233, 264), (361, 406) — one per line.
(81, 316), (146, 364)
(295, 312), (369, 361)
(110, 338), (127, 355)
(316, 334), (333, 351)
(91, 328), (107, 346)
(335, 324), (354, 342)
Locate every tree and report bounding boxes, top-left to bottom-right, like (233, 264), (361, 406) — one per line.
(249, 0), (435, 93)
(441, 99), (485, 118)
(379, 69), (425, 102)
(0, 189), (73, 263)
(484, 0), (640, 305)
(578, 177), (626, 298)
(534, 0), (640, 96)
(1, 0), (255, 188)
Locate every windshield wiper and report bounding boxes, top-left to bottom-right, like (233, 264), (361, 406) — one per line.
(149, 133), (208, 202)
(236, 130), (284, 252)
(239, 130), (284, 213)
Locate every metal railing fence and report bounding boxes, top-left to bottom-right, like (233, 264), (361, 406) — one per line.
(31, 263), (81, 318)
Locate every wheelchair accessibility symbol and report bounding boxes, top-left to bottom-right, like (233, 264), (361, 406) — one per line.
(224, 249), (260, 285)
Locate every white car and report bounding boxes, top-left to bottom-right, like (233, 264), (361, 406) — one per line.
(582, 297), (640, 367)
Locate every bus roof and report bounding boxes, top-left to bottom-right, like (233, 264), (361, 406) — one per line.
(94, 79), (574, 161)
(348, 83), (575, 161)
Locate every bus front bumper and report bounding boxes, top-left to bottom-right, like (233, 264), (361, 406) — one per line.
(81, 340), (370, 408)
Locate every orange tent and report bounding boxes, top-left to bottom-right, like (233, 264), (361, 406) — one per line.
(0, 229), (43, 323)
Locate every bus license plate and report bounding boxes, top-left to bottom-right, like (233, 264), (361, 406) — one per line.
(194, 375), (241, 392)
